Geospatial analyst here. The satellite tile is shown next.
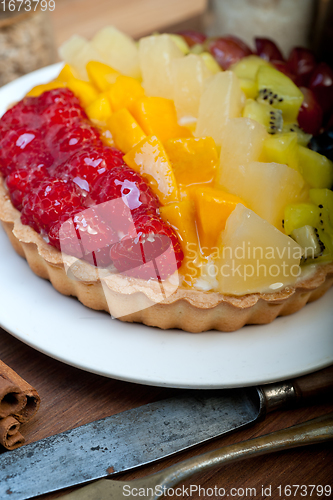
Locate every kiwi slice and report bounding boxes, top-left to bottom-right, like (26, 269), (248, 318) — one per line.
(284, 203), (321, 235)
(242, 98), (283, 134)
(298, 146), (333, 189)
(290, 225), (324, 261)
(256, 66), (304, 122)
(282, 123), (312, 147)
(285, 195), (333, 263)
(262, 132), (299, 171)
(231, 55), (271, 81)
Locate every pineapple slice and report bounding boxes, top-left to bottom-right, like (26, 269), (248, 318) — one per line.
(220, 160), (307, 229)
(139, 34), (184, 100)
(216, 204), (303, 295)
(91, 26), (140, 79)
(59, 36), (105, 80)
(194, 71), (243, 145)
(217, 117), (267, 186)
(171, 54), (213, 120)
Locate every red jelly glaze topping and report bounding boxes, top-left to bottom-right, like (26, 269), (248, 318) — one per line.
(48, 208), (117, 268)
(0, 88), (183, 275)
(20, 178), (85, 233)
(54, 145), (126, 193)
(6, 165), (50, 211)
(110, 212), (184, 280)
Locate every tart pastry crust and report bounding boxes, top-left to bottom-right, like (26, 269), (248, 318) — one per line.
(1, 177), (332, 333)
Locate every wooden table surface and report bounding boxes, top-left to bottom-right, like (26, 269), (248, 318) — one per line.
(0, 326), (332, 500)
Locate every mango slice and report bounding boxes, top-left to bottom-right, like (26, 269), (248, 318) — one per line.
(106, 75), (145, 112)
(160, 199), (200, 283)
(86, 61), (120, 91)
(164, 137), (218, 186)
(107, 109), (146, 153)
(26, 81), (66, 97)
(192, 186), (246, 252)
(85, 94), (112, 123)
(56, 63), (79, 82)
(124, 135), (179, 205)
(67, 78), (99, 107)
(131, 96), (192, 143)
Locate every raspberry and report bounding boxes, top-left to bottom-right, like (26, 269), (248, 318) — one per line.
(55, 146), (125, 193)
(48, 207), (117, 268)
(21, 178), (84, 233)
(0, 97), (42, 130)
(87, 166), (160, 235)
(38, 89), (87, 130)
(110, 212), (184, 280)
(0, 128), (50, 177)
(46, 123), (102, 164)
(6, 165), (49, 210)
(37, 88), (81, 109)
(90, 166), (159, 212)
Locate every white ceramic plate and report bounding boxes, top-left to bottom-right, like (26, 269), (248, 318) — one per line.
(0, 65), (333, 389)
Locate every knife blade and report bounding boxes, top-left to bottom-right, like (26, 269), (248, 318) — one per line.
(0, 366), (332, 500)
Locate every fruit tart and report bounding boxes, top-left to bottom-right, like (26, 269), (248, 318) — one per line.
(0, 27), (332, 332)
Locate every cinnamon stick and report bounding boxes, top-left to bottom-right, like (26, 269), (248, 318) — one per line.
(0, 415), (25, 450)
(0, 359), (40, 423)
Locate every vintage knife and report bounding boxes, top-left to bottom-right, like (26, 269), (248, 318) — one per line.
(0, 366), (332, 500)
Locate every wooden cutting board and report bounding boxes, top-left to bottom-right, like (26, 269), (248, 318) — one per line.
(51, 0), (207, 46)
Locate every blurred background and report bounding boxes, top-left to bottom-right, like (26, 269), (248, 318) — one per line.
(0, 0), (333, 86)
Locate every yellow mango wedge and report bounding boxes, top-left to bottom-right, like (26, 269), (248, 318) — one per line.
(192, 186), (246, 252)
(56, 63), (79, 82)
(26, 81), (66, 97)
(85, 94), (112, 123)
(164, 137), (218, 186)
(124, 135), (179, 205)
(106, 75), (145, 112)
(107, 109), (146, 153)
(86, 61), (120, 91)
(67, 78), (99, 107)
(131, 96), (192, 143)
(160, 198), (200, 284)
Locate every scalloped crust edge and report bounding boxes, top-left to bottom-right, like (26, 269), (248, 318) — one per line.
(1, 178), (333, 333)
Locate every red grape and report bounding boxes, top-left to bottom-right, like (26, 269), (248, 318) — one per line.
(297, 87), (323, 135)
(177, 30), (207, 47)
(287, 47), (316, 87)
(309, 62), (333, 116)
(205, 36), (252, 70)
(255, 37), (284, 62)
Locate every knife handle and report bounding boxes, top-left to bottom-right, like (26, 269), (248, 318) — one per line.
(293, 365), (333, 403)
(259, 365), (333, 413)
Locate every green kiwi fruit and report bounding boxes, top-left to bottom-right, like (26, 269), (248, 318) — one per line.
(256, 66), (304, 122)
(242, 98), (283, 134)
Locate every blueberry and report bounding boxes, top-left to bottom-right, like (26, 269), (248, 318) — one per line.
(309, 126), (333, 162)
